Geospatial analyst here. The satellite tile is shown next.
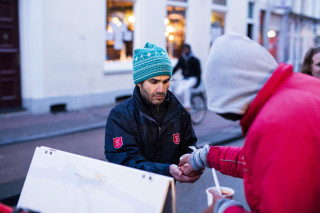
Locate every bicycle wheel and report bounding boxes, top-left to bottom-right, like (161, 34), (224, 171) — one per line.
(190, 94), (207, 125)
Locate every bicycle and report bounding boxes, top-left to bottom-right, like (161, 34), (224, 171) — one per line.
(170, 78), (207, 125)
(189, 84), (207, 125)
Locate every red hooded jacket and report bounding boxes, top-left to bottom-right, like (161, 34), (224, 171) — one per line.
(207, 64), (320, 212)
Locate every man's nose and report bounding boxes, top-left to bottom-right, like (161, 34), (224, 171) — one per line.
(156, 83), (164, 93)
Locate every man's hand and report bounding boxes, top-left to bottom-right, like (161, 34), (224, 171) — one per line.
(202, 189), (224, 213)
(169, 164), (201, 183)
(178, 154), (197, 176)
(180, 162), (204, 177)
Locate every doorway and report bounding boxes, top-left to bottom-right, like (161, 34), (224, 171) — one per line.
(0, 0), (21, 111)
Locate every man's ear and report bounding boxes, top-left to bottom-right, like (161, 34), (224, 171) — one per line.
(136, 82), (143, 91)
(137, 81), (144, 87)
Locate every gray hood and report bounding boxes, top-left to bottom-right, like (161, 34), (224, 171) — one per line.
(205, 32), (278, 115)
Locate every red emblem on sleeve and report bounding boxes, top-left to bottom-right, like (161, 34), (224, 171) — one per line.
(173, 133), (180, 144)
(113, 137), (123, 149)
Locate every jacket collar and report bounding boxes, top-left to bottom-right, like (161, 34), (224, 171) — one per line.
(240, 63), (293, 135)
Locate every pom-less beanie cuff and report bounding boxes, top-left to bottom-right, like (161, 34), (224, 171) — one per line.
(134, 70), (172, 84)
(133, 42), (173, 84)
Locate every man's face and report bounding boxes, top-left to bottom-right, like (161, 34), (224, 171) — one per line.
(137, 75), (171, 105)
(182, 46), (190, 56)
(311, 52), (320, 79)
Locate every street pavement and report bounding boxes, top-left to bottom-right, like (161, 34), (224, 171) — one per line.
(0, 103), (242, 147)
(0, 103), (245, 210)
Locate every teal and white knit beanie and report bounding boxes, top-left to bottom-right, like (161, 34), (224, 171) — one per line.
(133, 42), (172, 84)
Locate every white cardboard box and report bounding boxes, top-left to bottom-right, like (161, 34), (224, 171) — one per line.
(18, 146), (176, 213)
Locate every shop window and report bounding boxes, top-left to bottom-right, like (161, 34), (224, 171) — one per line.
(211, 11), (225, 45)
(165, 6), (186, 58)
(106, 0), (135, 61)
(212, 0), (226, 5)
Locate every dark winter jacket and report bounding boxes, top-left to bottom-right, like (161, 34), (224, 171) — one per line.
(104, 86), (197, 176)
(173, 54), (201, 88)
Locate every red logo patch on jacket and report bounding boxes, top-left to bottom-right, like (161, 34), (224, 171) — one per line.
(173, 133), (180, 144)
(113, 137), (123, 149)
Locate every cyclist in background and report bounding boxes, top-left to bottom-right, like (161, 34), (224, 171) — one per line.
(171, 44), (201, 111)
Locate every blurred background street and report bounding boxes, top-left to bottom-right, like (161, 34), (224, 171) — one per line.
(0, 104), (244, 212)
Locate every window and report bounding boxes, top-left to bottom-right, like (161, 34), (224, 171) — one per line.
(165, 6), (186, 58)
(248, 2), (254, 19)
(247, 1), (255, 39)
(106, 0), (135, 61)
(247, 23), (253, 39)
(211, 11), (225, 45)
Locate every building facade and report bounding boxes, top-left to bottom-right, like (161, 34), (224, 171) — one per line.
(0, 0), (319, 113)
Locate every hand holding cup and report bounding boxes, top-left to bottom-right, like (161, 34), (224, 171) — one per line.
(202, 186), (235, 213)
(206, 186), (235, 206)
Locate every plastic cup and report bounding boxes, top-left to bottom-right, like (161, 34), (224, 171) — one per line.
(206, 186), (235, 206)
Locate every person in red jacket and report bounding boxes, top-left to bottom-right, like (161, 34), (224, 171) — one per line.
(179, 32), (320, 213)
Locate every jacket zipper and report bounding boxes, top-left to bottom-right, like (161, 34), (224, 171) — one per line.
(140, 111), (162, 135)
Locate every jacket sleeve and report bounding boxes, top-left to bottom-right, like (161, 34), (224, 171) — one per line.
(206, 146), (244, 178)
(207, 147), (248, 213)
(104, 109), (171, 176)
(214, 199), (249, 213)
(178, 111), (198, 157)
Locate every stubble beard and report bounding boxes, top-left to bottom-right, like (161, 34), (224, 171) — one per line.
(140, 86), (166, 106)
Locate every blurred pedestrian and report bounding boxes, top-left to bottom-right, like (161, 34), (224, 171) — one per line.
(300, 45), (320, 78)
(105, 42), (201, 183)
(179, 32), (320, 212)
(171, 44), (201, 110)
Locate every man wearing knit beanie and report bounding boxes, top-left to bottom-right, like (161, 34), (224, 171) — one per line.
(179, 32), (320, 212)
(105, 42), (202, 183)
